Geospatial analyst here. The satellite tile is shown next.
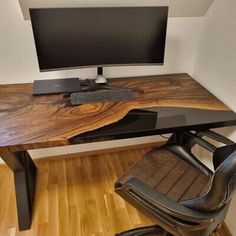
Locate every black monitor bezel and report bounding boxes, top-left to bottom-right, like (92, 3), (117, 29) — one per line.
(29, 6), (169, 72)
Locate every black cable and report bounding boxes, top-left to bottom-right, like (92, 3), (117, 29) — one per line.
(160, 134), (172, 139)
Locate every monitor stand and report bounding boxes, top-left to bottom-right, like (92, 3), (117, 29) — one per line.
(95, 67), (107, 84)
(81, 67), (144, 94)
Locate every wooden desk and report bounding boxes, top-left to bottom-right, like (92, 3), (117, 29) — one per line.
(0, 73), (236, 230)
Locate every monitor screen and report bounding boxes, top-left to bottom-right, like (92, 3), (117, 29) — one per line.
(30, 7), (168, 72)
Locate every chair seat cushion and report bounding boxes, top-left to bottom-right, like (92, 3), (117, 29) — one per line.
(116, 148), (212, 202)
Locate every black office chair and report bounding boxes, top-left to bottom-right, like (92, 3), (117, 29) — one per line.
(115, 130), (236, 236)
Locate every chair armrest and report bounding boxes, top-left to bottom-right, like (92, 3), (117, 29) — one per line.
(121, 178), (220, 223)
(197, 130), (235, 145)
(183, 132), (217, 153)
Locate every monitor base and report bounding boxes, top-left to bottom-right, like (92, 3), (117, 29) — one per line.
(95, 74), (107, 84)
(85, 67), (144, 93)
(80, 79), (144, 94)
(95, 67), (107, 84)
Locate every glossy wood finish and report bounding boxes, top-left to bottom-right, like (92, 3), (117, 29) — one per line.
(0, 73), (230, 153)
(0, 148), (231, 236)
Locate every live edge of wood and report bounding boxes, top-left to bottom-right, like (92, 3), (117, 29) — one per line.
(0, 73), (230, 153)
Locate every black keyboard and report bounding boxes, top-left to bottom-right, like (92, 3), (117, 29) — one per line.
(70, 89), (135, 105)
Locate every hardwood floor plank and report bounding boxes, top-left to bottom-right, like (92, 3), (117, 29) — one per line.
(0, 148), (231, 235)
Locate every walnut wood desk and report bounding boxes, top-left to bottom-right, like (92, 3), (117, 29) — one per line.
(0, 73), (236, 231)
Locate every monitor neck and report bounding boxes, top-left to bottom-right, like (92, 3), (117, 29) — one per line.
(95, 67), (107, 84)
(98, 67), (103, 76)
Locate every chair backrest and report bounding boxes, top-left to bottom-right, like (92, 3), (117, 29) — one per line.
(181, 144), (236, 212)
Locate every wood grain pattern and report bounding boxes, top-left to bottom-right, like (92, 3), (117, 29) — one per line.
(0, 73), (230, 153)
(0, 148), (231, 236)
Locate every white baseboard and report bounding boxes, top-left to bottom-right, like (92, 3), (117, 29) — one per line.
(0, 135), (166, 164)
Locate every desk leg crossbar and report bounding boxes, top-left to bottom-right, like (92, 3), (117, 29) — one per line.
(1, 151), (37, 231)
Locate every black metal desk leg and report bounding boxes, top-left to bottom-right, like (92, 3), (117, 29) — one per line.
(0, 151), (37, 231)
(167, 132), (196, 151)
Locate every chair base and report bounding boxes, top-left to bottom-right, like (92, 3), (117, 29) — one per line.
(116, 225), (173, 236)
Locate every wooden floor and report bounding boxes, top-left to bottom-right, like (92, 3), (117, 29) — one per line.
(0, 148), (231, 236)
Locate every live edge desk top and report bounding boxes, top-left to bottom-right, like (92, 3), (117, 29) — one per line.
(0, 73), (236, 153)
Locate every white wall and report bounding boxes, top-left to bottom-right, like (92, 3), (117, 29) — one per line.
(0, 0), (203, 159)
(193, 0), (236, 233)
(193, 0), (236, 112)
(0, 0), (203, 85)
(19, 0), (214, 19)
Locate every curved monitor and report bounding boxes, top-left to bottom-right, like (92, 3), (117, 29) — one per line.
(30, 7), (168, 72)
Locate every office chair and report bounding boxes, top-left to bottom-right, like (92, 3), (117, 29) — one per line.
(115, 130), (236, 236)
